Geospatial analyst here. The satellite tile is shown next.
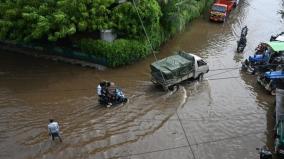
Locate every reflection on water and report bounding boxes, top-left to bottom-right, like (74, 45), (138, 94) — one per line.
(0, 0), (284, 158)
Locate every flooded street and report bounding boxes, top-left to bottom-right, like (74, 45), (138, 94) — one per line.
(0, 0), (283, 158)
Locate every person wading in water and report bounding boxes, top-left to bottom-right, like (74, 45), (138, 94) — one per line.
(48, 119), (62, 142)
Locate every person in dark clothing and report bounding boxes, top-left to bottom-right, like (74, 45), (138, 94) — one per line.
(98, 81), (110, 105)
(239, 36), (247, 46)
(241, 26), (248, 37)
(237, 26), (248, 52)
(106, 82), (116, 107)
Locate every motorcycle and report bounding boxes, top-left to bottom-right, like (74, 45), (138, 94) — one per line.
(241, 26), (248, 37)
(237, 26), (248, 53)
(99, 88), (128, 107)
(237, 36), (247, 53)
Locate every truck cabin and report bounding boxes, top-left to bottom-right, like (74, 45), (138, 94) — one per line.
(211, 4), (227, 13)
(197, 59), (207, 67)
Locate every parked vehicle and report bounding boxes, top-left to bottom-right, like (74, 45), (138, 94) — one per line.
(209, 0), (237, 22)
(257, 70), (284, 95)
(150, 51), (209, 91)
(274, 89), (284, 155)
(237, 26), (248, 53)
(242, 41), (284, 74)
(270, 32), (284, 42)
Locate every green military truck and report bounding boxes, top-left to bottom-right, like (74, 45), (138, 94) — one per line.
(150, 51), (209, 90)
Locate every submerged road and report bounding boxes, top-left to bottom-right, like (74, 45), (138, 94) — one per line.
(0, 0), (283, 158)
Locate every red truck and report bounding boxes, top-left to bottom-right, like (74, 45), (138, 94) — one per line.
(209, 0), (238, 22)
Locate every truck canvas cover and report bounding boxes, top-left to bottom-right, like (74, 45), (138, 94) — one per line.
(276, 35), (284, 42)
(266, 41), (284, 52)
(150, 52), (194, 80)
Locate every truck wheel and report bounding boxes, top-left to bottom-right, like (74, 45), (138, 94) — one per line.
(123, 98), (128, 103)
(168, 85), (179, 91)
(271, 89), (276, 96)
(163, 86), (169, 91)
(198, 73), (204, 82)
(168, 85), (174, 91)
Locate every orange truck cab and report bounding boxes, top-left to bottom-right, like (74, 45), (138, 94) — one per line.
(210, 0), (237, 22)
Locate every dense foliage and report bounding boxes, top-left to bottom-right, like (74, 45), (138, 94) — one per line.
(0, 0), (212, 67)
(0, 0), (160, 42)
(0, 0), (115, 41)
(160, 0), (209, 36)
(80, 38), (150, 67)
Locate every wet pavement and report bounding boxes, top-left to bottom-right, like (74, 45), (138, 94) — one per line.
(0, 0), (284, 158)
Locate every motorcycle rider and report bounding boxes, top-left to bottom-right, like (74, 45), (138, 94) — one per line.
(237, 36), (247, 52)
(107, 82), (116, 100)
(97, 82), (103, 97)
(98, 81), (127, 107)
(237, 26), (248, 52)
(98, 81), (110, 105)
(239, 36), (247, 46)
(241, 26), (248, 37)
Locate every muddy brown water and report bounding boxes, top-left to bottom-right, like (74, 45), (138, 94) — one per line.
(0, 0), (283, 158)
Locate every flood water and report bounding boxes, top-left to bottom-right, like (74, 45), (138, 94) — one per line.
(0, 0), (283, 158)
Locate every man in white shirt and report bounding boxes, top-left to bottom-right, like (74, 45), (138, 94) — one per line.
(48, 119), (62, 142)
(97, 83), (102, 96)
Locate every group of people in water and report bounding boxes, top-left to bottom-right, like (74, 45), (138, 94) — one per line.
(254, 43), (273, 63)
(97, 80), (127, 107)
(255, 43), (269, 54)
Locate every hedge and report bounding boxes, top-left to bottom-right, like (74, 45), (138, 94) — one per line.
(79, 38), (151, 67)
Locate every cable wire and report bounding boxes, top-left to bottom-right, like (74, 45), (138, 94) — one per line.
(131, 0), (167, 85)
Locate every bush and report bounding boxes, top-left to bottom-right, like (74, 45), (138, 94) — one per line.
(79, 39), (151, 67)
(112, 0), (162, 39)
(78, 0), (213, 68)
(160, 0), (213, 36)
(0, 0), (214, 67)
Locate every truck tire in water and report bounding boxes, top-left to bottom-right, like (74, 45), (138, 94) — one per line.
(198, 73), (204, 82)
(168, 84), (179, 91)
(271, 89), (276, 96)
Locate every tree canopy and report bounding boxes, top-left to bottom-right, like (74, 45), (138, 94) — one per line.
(0, 0), (161, 42)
